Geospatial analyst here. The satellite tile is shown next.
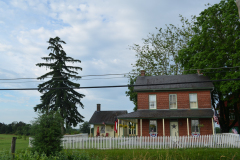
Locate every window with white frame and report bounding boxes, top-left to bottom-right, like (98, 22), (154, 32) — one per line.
(100, 126), (105, 133)
(169, 94), (177, 109)
(149, 120), (157, 133)
(149, 95), (156, 109)
(191, 119), (200, 134)
(189, 94), (198, 109)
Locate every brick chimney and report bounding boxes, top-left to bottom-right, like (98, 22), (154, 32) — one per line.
(97, 104), (101, 111)
(141, 70), (145, 76)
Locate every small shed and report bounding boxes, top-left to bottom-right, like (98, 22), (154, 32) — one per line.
(89, 104), (127, 137)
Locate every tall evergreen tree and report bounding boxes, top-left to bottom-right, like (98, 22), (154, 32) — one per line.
(34, 37), (85, 128)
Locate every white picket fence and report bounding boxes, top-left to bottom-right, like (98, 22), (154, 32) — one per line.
(29, 134), (240, 149)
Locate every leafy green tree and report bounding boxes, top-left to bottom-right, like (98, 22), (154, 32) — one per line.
(215, 127), (221, 133)
(177, 0), (240, 132)
(0, 123), (7, 134)
(79, 121), (90, 134)
(6, 124), (13, 134)
(23, 124), (31, 136)
(34, 37), (85, 130)
(30, 111), (63, 156)
(126, 15), (195, 110)
(125, 77), (138, 111)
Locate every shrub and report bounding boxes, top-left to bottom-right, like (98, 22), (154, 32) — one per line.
(17, 135), (22, 139)
(30, 111), (63, 156)
(23, 134), (26, 140)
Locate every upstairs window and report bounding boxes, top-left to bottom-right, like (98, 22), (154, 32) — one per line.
(169, 94), (177, 109)
(149, 95), (156, 109)
(189, 94), (198, 109)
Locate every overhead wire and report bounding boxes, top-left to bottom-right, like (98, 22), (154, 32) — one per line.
(0, 66), (240, 81)
(0, 77), (127, 83)
(0, 78), (239, 90)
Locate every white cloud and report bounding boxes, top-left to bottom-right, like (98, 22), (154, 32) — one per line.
(0, 43), (12, 51)
(0, 0), (221, 125)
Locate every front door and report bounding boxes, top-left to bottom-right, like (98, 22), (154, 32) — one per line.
(170, 121), (179, 137)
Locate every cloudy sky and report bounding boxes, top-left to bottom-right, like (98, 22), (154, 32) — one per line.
(0, 0), (220, 127)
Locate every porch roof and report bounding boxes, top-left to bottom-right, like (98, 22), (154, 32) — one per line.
(117, 109), (213, 119)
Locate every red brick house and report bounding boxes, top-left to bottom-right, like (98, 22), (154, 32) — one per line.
(117, 71), (215, 137)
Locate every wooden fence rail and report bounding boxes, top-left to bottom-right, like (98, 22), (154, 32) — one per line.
(29, 134), (240, 149)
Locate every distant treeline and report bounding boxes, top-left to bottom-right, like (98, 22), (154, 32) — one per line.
(0, 121), (31, 135)
(0, 121), (80, 135)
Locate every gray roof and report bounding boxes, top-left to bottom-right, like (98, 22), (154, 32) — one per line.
(117, 109), (213, 119)
(134, 74), (214, 91)
(89, 110), (127, 125)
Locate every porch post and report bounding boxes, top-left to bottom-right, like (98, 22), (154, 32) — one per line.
(118, 119), (120, 137)
(163, 118), (165, 136)
(127, 121), (129, 136)
(90, 124), (91, 137)
(187, 118), (189, 136)
(136, 122), (138, 136)
(131, 122), (133, 136)
(140, 119), (142, 137)
(212, 118), (215, 135)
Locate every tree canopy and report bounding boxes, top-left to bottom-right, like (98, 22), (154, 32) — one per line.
(126, 15), (195, 110)
(79, 121), (91, 134)
(177, 0), (240, 132)
(34, 37), (85, 128)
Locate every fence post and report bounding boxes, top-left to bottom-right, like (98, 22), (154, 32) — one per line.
(110, 137), (111, 149)
(11, 137), (17, 158)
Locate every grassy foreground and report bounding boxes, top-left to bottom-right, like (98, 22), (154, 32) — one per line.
(71, 148), (239, 160)
(0, 148), (239, 160)
(0, 134), (239, 159)
(0, 134), (29, 152)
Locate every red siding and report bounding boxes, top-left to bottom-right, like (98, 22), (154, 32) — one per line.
(137, 90), (211, 109)
(138, 118), (213, 136)
(199, 118), (213, 135)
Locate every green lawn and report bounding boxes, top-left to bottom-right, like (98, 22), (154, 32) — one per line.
(0, 134), (30, 152)
(0, 134), (239, 159)
(68, 148), (240, 160)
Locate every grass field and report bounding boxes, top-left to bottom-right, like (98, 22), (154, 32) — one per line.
(0, 134), (240, 159)
(0, 134), (29, 152)
(69, 148), (240, 160)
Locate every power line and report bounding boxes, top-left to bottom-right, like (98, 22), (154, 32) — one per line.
(185, 66), (240, 71)
(1, 66), (240, 81)
(0, 74), (131, 81)
(0, 78), (239, 90)
(0, 77), (127, 83)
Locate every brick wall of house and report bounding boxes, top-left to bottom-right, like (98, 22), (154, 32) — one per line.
(137, 90), (211, 109)
(137, 118), (212, 136)
(198, 118), (213, 135)
(137, 119), (150, 136)
(164, 119), (170, 136)
(157, 119), (163, 136)
(178, 118), (190, 136)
